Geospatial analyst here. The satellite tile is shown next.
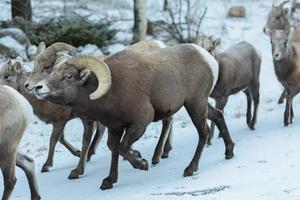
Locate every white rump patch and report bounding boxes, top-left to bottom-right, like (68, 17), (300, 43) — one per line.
(190, 44), (219, 93)
(152, 40), (167, 48)
(3, 85), (33, 124)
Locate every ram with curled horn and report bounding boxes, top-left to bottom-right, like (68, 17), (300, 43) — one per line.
(33, 41), (235, 190)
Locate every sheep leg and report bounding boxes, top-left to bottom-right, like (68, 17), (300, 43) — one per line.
(290, 104), (294, 124)
(119, 108), (153, 171)
(41, 122), (66, 172)
(16, 152), (41, 200)
(1, 154), (16, 200)
(100, 128), (123, 190)
(284, 94), (295, 126)
(68, 120), (94, 179)
(87, 122), (106, 162)
(152, 117), (173, 165)
(183, 100), (209, 177)
(278, 89), (287, 104)
(59, 133), (81, 157)
(243, 88), (253, 126)
(249, 82), (260, 130)
(161, 119), (173, 159)
(208, 97), (228, 145)
(207, 103), (235, 159)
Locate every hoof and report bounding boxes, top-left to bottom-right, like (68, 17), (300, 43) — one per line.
(225, 153), (234, 160)
(151, 158), (160, 165)
(32, 195), (41, 200)
(100, 178), (114, 190)
(74, 150), (81, 157)
(225, 143), (235, 160)
(278, 99), (284, 104)
(207, 140), (212, 146)
(41, 165), (51, 173)
(87, 152), (94, 162)
(140, 159), (149, 170)
(161, 152), (169, 159)
(183, 164), (198, 177)
(68, 169), (82, 179)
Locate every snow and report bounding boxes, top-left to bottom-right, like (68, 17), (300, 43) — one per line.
(1, 0), (300, 199)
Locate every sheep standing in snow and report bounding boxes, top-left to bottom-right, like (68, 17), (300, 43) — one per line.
(0, 85), (40, 200)
(197, 35), (261, 144)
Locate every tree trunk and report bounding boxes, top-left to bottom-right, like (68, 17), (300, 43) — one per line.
(11, 0), (32, 21)
(163, 0), (168, 11)
(132, 0), (147, 44)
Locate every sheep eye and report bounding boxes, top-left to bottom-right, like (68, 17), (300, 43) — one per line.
(43, 65), (51, 70)
(64, 74), (72, 79)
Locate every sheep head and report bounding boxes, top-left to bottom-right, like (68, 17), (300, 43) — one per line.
(197, 34), (220, 57)
(263, 1), (290, 35)
(34, 55), (111, 102)
(25, 42), (76, 93)
(0, 57), (25, 90)
(268, 27), (293, 60)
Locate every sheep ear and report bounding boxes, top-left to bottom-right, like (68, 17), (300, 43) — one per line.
(79, 69), (91, 85)
(213, 38), (221, 47)
(282, 8), (289, 17)
(264, 28), (272, 36)
(37, 42), (46, 54)
(13, 57), (23, 73)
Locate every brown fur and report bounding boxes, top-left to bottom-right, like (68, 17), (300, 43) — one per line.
(34, 42), (235, 189)
(0, 58), (106, 180)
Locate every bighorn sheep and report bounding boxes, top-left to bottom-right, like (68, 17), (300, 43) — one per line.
(0, 85), (40, 200)
(263, 0), (300, 104)
(0, 57), (106, 180)
(33, 41), (235, 190)
(197, 35), (261, 144)
(266, 28), (300, 126)
(24, 41), (174, 166)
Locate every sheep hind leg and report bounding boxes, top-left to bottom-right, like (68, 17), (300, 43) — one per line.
(183, 99), (209, 177)
(16, 152), (41, 200)
(68, 120), (94, 179)
(1, 154), (16, 200)
(243, 88), (253, 127)
(207, 103), (235, 159)
(87, 122), (106, 162)
(249, 82), (260, 130)
(41, 122), (66, 173)
(208, 97), (228, 145)
(100, 128), (123, 190)
(152, 117), (173, 165)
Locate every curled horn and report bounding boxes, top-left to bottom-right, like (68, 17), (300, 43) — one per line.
(43, 42), (76, 63)
(65, 55), (111, 100)
(279, 0), (289, 8)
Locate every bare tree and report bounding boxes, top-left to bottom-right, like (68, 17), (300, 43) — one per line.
(160, 0), (207, 43)
(163, 0), (168, 11)
(11, 0), (32, 21)
(132, 0), (147, 44)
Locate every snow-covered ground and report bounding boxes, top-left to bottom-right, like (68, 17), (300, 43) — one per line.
(1, 0), (300, 199)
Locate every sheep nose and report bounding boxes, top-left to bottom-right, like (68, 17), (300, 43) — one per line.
(274, 53), (280, 58)
(24, 83), (29, 90)
(35, 84), (43, 92)
(263, 27), (266, 33)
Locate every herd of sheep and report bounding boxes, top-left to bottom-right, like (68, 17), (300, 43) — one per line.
(0, 1), (299, 199)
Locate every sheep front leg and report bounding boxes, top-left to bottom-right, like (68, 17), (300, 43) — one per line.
(208, 97), (228, 145)
(1, 154), (16, 200)
(278, 89), (287, 104)
(41, 122), (66, 172)
(87, 122), (106, 161)
(100, 128), (123, 190)
(68, 120), (94, 179)
(207, 103), (234, 159)
(16, 152), (41, 200)
(152, 117), (173, 165)
(59, 133), (81, 157)
(118, 123), (150, 171)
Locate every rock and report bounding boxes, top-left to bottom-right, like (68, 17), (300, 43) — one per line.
(77, 44), (103, 57)
(0, 36), (28, 60)
(228, 6), (246, 17)
(27, 45), (37, 60)
(0, 28), (31, 47)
